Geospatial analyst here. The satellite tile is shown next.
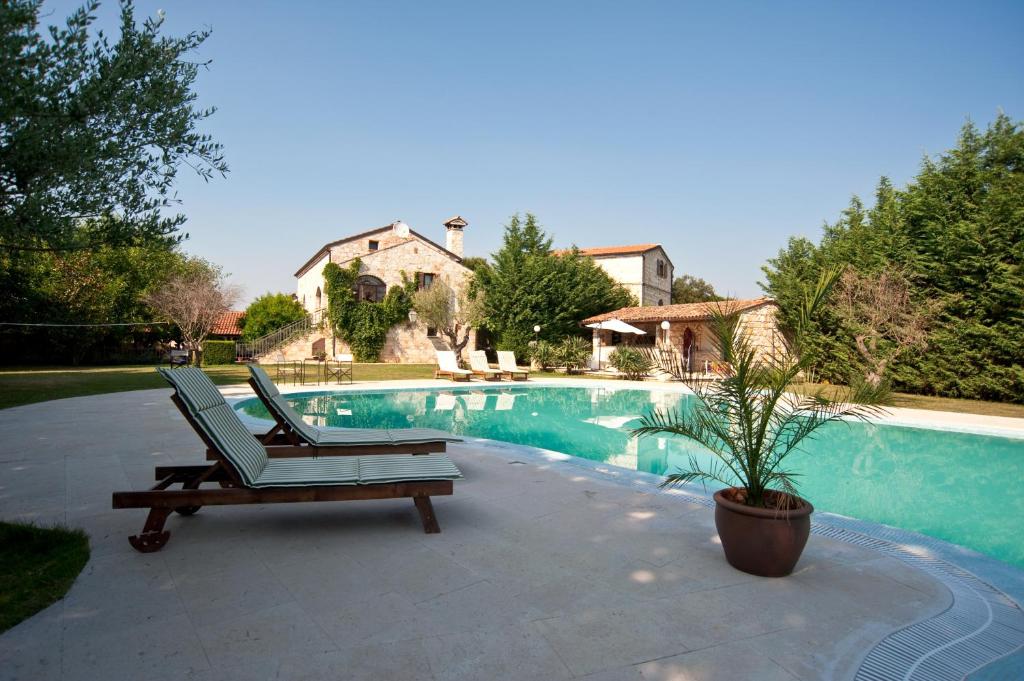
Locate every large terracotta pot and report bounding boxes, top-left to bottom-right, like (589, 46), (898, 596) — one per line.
(713, 487), (813, 577)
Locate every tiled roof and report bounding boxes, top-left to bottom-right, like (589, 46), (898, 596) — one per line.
(557, 243), (661, 257)
(581, 297), (775, 325)
(211, 310), (244, 337)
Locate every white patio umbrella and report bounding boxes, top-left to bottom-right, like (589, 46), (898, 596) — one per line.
(585, 318), (646, 369)
(585, 318), (647, 335)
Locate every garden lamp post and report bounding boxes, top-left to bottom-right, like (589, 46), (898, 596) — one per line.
(660, 320), (670, 346)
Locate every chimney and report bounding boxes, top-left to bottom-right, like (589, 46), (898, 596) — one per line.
(443, 215), (467, 258)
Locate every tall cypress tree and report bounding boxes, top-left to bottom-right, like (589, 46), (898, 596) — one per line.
(762, 114), (1024, 402)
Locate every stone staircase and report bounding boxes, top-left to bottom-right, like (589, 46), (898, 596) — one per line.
(235, 308), (329, 363)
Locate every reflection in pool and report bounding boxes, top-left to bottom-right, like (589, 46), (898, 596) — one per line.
(236, 385), (1024, 568)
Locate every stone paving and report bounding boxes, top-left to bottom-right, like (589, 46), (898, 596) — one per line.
(0, 388), (954, 681)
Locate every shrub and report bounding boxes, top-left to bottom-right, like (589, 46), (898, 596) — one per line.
(241, 293), (307, 340)
(557, 336), (592, 374)
(529, 340), (557, 370)
(609, 346), (653, 380)
(201, 340), (236, 365)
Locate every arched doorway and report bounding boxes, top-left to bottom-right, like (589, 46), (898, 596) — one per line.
(682, 328), (695, 373)
(353, 276), (386, 302)
(315, 287), (322, 310)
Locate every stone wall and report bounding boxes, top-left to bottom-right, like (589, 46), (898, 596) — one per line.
(258, 326), (477, 365)
(737, 303), (789, 365)
(328, 228), (410, 266)
(640, 247), (673, 306)
(296, 253), (329, 312)
(591, 254), (644, 303)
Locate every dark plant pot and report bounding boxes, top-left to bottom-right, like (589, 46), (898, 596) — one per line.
(713, 488), (813, 578)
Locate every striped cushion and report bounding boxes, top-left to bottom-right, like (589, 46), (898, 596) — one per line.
(388, 428), (463, 444)
(194, 403), (269, 485)
(158, 367), (226, 411)
(357, 454), (463, 484)
(252, 457), (359, 488)
(311, 426), (461, 446)
(314, 427), (395, 446)
(248, 366), (281, 398)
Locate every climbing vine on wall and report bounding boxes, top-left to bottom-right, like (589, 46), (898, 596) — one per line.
(322, 259), (416, 361)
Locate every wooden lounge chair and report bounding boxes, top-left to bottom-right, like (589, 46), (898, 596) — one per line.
(468, 351), (503, 381)
(434, 350), (473, 382)
(497, 351), (530, 381)
(111, 368), (462, 552)
(248, 366), (460, 454)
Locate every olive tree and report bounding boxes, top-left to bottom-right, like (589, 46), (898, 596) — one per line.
(412, 278), (484, 366)
(0, 0), (227, 253)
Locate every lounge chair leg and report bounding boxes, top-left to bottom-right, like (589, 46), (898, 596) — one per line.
(175, 472), (205, 515)
(413, 495), (441, 534)
(128, 508), (172, 553)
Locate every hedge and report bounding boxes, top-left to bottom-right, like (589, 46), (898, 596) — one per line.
(201, 340), (236, 365)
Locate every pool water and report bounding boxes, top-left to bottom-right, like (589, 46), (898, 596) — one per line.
(236, 385), (1024, 568)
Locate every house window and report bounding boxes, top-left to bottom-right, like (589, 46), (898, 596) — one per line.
(353, 275), (386, 303)
(368, 240), (379, 251)
(658, 299), (664, 306)
(426, 326), (438, 337)
(611, 331), (623, 345)
(656, 259), (666, 277)
(416, 272), (436, 290)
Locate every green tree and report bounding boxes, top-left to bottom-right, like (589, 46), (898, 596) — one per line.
(240, 293), (307, 341)
(671, 275), (720, 304)
(761, 115), (1024, 402)
(0, 232), (187, 364)
(460, 256), (490, 274)
(0, 0), (226, 253)
(476, 213), (636, 357)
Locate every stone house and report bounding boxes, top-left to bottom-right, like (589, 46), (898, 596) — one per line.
(563, 244), (674, 307)
(284, 217), (475, 363)
(581, 297), (788, 372)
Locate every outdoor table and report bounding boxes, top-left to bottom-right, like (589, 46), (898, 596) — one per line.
(300, 358), (327, 385)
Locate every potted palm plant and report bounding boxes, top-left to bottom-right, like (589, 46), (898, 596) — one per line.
(635, 268), (886, 577)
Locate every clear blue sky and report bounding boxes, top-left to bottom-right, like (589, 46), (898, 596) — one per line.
(46, 0), (1024, 304)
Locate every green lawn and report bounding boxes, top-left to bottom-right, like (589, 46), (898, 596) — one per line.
(0, 363), (436, 410)
(789, 382), (1024, 419)
(0, 522), (90, 633)
(1, 364), (1021, 418)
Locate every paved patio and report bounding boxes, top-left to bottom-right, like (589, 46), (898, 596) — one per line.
(0, 387), (958, 680)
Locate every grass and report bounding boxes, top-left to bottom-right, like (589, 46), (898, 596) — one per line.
(1, 364), (1021, 418)
(789, 382), (1024, 419)
(0, 363), (436, 410)
(0, 522), (90, 633)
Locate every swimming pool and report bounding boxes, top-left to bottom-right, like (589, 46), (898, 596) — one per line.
(235, 385), (1024, 568)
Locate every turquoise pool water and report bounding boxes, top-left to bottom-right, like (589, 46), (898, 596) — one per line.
(236, 386), (1024, 568)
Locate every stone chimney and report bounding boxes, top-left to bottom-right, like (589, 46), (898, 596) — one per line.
(443, 215), (467, 258)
